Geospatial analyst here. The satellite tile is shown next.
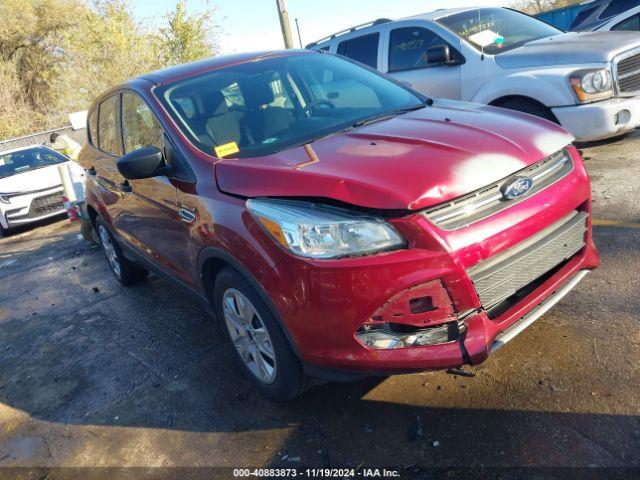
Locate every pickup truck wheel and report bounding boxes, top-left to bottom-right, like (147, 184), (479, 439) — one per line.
(214, 267), (309, 401)
(495, 98), (558, 124)
(95, 219), (148, 286)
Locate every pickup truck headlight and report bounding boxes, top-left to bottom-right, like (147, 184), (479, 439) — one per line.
(0, 194), (10, 204)
(570, 69), (613, 103)
(247, 198), (405, 259)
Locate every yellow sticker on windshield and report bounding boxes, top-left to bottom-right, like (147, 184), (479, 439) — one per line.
(214, 142), (239, 158)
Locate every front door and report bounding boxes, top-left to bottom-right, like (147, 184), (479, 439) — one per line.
(115, 91), (196, 287)
(386, 26), (462, 99)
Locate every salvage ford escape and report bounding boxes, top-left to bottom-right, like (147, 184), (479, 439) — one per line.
(79, 51), (599, 400)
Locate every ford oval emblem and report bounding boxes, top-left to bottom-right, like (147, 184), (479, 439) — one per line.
(502, 177), (533, 200)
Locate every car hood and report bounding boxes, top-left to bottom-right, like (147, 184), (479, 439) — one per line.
(495, 31), (640, 69)
(215, 99), (573, 211)
(0, 163), (65, 194)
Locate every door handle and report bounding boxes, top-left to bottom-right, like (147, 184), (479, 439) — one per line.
(119, 181), (132, 193)
(87, 166), (96, 176)
(178, 208), (196, 223)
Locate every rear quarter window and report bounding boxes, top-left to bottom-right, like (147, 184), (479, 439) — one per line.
(337, 33), (380, 68)
(88, 108), (98, 146)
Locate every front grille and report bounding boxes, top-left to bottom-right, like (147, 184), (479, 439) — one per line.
(28, 192), (64, 218)
(615, 50), (640, 95)
(467, 210), (587, 311)
(423, 149), (573, 230)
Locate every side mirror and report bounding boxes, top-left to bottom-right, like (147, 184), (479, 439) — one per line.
(426, 45), (451, 65)
(117, 146), (165, 180)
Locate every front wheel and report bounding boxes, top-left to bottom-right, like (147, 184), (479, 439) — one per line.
(96, 219), (148, 286)
(214, 267), (309, 401)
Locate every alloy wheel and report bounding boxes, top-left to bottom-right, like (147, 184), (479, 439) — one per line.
(222, 288), (277, 384)
(98, 225), (121, 278)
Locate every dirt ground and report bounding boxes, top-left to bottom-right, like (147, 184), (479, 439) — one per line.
(1, 131), (639, 478)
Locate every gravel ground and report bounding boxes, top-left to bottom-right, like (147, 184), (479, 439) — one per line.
(0, 131), (639, 478)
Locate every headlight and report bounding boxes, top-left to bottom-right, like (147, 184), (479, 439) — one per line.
(247, 198), (405, 259)
(0, 194), (10, 204)
(570, 69), (613, 103)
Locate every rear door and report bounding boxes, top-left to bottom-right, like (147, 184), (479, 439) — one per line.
(384, 25), (463, 99)
(89, 94), (126, 224)
(116, 91), (197, 287)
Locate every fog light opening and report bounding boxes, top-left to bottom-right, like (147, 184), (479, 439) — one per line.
(615, 109), (631, 126)
(356, 320), (466, 350)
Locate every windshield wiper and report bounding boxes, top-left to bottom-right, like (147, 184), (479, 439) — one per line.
(351, 104), (427, 128)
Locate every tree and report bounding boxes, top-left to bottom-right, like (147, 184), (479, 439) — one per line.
(158, 1), (219, 65)
(0, 0), (221, 141)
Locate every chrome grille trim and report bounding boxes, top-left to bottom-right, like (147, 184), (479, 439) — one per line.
(613, 48), (640, 96)
(423, 149), (574, 230)
(467, 210), (588, 310)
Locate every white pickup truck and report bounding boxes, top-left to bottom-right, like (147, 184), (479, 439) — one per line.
(308, 6), (640, 142)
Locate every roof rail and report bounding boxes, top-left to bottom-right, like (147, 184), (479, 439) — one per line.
(306, 18), (392, 48)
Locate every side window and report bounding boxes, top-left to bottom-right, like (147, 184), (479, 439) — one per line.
(389, 27), (451, 72)
(97, 95), (119, 155)
(602, 0), (639, 18)
(88, 108), (98, 146)
(613, 13), (640, 30)
(337, 33), (380, 68)
(121, 92), (164, 153)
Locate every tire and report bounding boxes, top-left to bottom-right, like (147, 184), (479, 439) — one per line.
(495, 98), (558, 124)
(95, 218), (148, 286)
(214, 267), (309, 401)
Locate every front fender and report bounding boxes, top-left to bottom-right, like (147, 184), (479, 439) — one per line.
(471, 70), (577, 108)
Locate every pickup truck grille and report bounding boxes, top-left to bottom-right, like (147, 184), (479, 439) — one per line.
(467, 211), (587, 311)
(615, 49), (640, 95)
(423, 149), (573, 230)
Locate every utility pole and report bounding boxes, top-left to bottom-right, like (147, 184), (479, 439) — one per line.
(295, 18), (303, 48)
(275, 0), (294, 48)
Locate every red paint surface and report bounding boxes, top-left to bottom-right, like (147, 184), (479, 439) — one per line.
(81, 51), (598, 376)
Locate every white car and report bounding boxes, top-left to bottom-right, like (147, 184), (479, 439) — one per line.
(308, 6), (640, 141)
(0, 145), (70, 237)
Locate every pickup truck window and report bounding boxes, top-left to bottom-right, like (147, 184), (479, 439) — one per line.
(438, 7), (561, 55)
(389, 27), (453, 72)
(337, 33), (379, 68)
(613, 12), (640, 30)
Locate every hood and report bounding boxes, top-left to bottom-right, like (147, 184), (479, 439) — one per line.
(215, 99), (573, 211)
(0, 163), (65, 194)
(495, 31), (640, 69)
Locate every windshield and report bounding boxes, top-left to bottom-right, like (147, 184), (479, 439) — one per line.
(0, 146), (67, 179)
(438, 8), (562, 55)
(155, 53), (425, 158)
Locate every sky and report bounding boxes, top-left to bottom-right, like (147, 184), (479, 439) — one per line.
(130, 0), (512, 54)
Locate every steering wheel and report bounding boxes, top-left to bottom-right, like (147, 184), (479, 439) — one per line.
(303, 100), (336, 116)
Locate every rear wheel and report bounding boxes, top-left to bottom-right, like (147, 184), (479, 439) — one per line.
(214, 267), (309, 401)
(96, 218), (148, 286)
(495, 98), (558, 124)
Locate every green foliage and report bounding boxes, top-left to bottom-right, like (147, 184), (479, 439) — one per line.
(0, 0), (220, 141)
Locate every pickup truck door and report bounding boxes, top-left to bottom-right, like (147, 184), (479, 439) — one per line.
(383, 25), (463, 100)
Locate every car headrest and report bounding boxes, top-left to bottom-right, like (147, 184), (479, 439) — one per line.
(204, 91), (229, 116)
(243, 79), (275, 108)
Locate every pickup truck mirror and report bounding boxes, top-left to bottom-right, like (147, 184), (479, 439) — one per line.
(426, 45), (451, 65)
(117, 146), (167, 180)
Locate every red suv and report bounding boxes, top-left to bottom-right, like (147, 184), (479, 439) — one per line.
(80, 50), (599, 400)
